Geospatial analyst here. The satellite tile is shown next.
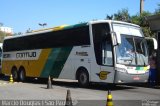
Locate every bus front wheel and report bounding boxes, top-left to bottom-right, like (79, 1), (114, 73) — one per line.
(77, 70), (89, 87)
(19, 67), (26, 82)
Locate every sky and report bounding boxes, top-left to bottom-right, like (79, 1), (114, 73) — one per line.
(0, 0), (159, 33)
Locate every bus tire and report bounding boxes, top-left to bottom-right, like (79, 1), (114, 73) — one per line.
(19, 67), (26, 82)
(77, 69), (89, 87)
(11, 67), (18, 81)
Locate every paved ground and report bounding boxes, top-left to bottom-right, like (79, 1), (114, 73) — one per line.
(0, 76), (160, 106)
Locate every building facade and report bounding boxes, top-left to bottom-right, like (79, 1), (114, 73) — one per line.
(0, 27), (13, 35)
(147, 14), (160, 85)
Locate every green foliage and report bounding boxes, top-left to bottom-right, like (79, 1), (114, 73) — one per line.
(0, 22), (11, 43)
(0, 23), (3, 27)
(132, 11), (151, 26)
(155, 4), (160, 14)
(106, 8), (155, 37)
(113, 8), (131, 21)
(13, 32), (22, 36)
(0, 31), (9, 43)
(131, 11), (153, 37)
(106, 15), (113, 20)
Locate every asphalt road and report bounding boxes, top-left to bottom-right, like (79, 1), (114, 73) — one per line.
(0, 76), (160, 106)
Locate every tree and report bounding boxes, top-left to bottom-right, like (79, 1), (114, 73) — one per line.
(26, 28), (32, 33)
(113, 9), (131, 21)
(132, 11), (151, 26)
(105, 8), (154, 37)
(13, 32), (23, 36)
(131, 11), (153, 37)
(106, 15), (113, 20)
(0, 31), (9, 43)
(155, 4), (160, 14)
(38, 23), (47, 28)
(0, 23), (3, 27)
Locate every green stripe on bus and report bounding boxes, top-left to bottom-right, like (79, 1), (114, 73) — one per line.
(40, 48), (61, 77)
(136, 67), (144, 70)
(63, 23), (88, 30)
(40, 47), (72, 78)
(49, 47), (73, 78)
(136, 67), (140, 70)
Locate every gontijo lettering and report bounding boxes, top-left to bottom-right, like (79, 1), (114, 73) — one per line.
(16, 52), (36, 58)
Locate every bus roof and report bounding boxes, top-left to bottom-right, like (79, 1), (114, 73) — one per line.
(4, 22), (88, 40)
(4, 20), (140, 40)
(89, 20), (140, 27)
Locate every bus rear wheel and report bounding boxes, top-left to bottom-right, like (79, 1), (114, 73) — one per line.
(78, 70), (89, 87)
(19, 67), (26, 82)
(11, 67), (18, 81)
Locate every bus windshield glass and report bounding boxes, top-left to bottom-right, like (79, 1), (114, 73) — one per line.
(116, 35), (148, 66)
(113, 23), (148, 66)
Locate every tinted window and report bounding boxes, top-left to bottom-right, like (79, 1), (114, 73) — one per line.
(92, 23), (111, 65)
(3, 26), (90, 52)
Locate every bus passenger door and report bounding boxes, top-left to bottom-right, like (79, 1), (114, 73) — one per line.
(90, 36), (115, 83)
(91, 23), (115, 83)
(99, 35), (115, 83)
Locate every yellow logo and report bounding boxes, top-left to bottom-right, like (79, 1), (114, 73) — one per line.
(97, 71), (110, 80)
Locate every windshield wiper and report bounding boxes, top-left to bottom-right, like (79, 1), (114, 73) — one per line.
(120, 58), (133, 61)
(120, 57), (134, 64)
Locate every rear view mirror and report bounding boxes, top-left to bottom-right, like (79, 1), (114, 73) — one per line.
(116, 32), (121, 45)
(145, 37), (157, 50)
(152, 38), (158, 50)
(111, 32), (121, 46)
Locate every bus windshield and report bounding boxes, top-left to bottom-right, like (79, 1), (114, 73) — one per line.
(116, 35), (148, 66)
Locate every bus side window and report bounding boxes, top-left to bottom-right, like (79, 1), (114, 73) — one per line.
(102, 35), (113, 65)
(92, 23), (113, 66)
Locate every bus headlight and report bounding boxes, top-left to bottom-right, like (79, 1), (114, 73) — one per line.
(145, 69), (149, 73)
(116, 67), (127, 73)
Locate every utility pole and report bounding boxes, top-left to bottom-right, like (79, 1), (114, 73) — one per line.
(140, 0), (144, 15)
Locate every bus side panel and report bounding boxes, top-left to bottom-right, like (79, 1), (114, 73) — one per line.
(2, 47), (73, 78)
(58, 46), (91, 80)
(40, 47), (73, 78)
(2, 49), (51, 77)
(27, 49), (51, 77)
(58, 50), (74, 80)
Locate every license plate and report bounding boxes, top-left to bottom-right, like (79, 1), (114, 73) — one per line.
(133, 76), (140, 80)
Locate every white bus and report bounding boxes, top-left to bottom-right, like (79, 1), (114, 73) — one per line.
(2, 20), (156, 87)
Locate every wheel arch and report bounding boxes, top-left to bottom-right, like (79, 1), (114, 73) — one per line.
(76, 66), (89, 81)
(19, 66), (25, 72)
(11, 66), (18, 73)
(18, 66), (26, 76)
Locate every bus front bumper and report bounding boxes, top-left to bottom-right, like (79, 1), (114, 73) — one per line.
(114, 71), (149, 83)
